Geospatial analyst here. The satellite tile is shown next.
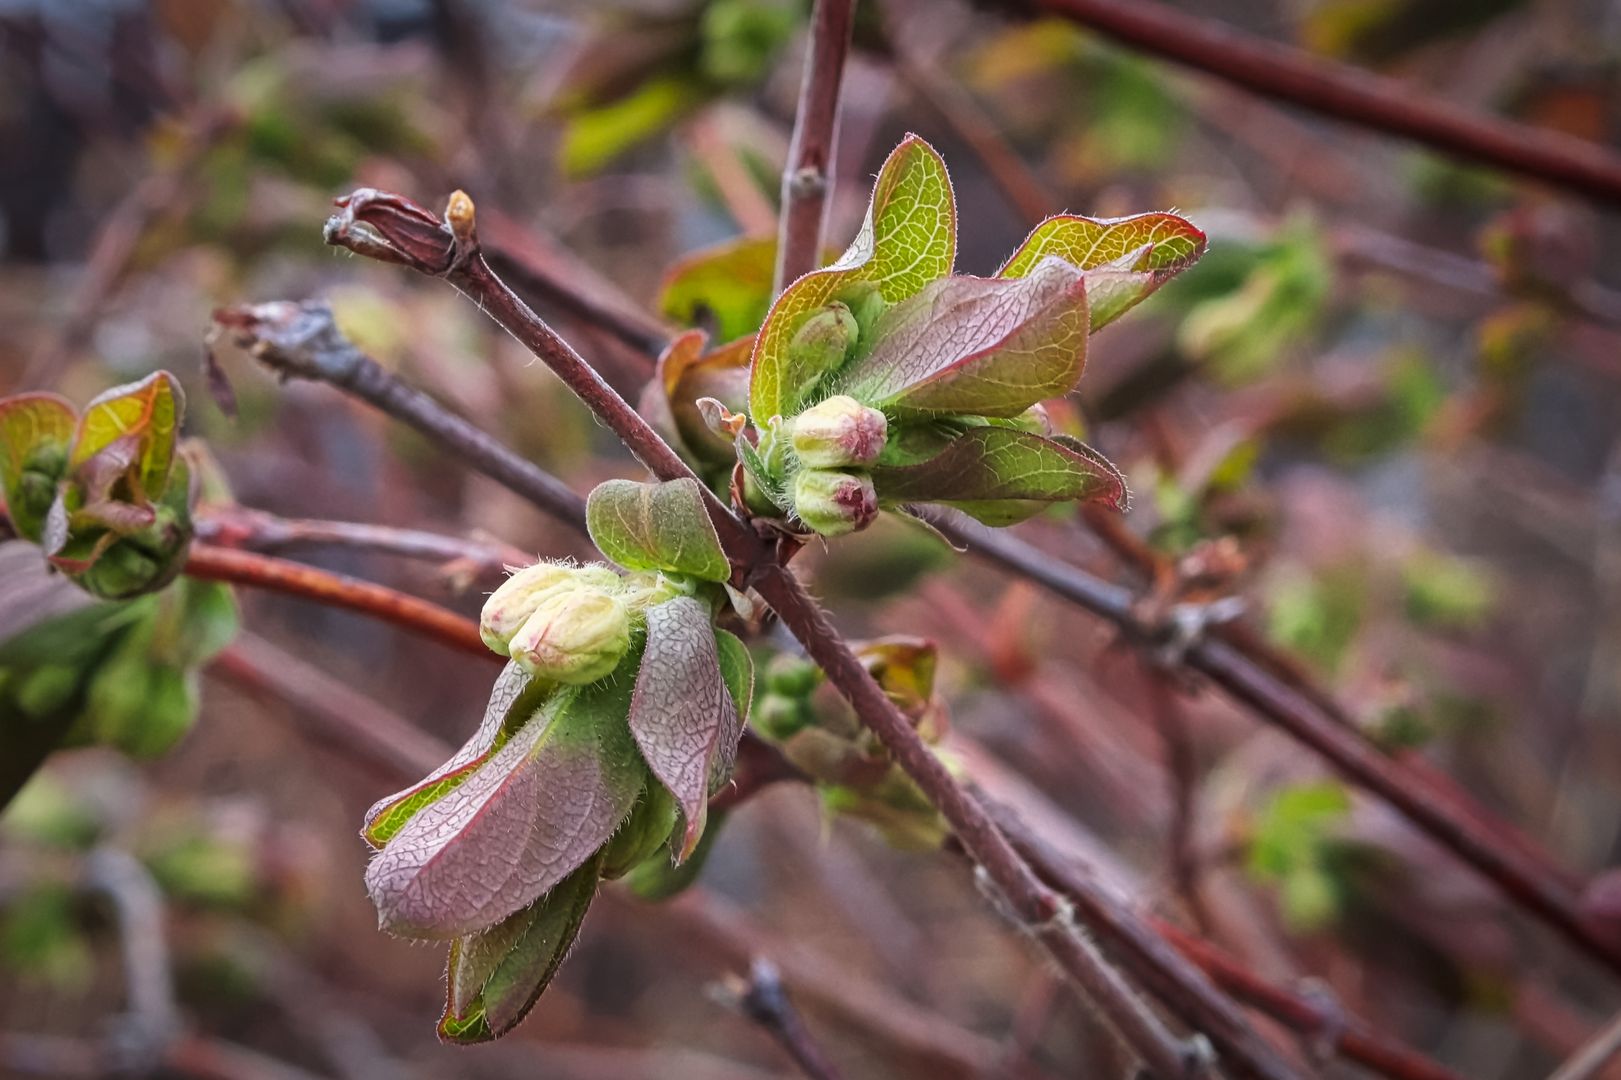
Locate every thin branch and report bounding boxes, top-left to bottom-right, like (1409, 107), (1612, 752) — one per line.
(196, 505), (527, 576)
(726, 958), (847, 1080)
(212, 301), (589, 534)
(183, 543), (492, 659)
(775, 0), (858, 292)
(1025, 0), (1621, 207)
(81, 848), (182, 1074)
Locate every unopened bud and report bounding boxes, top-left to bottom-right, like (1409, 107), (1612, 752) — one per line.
(1010, 403), (1051, 434)
(790, 395), (888, 468)
(481, 562), (617, 655)
(793, 468), (878, 537)
(509, 587), (631, 685)
(786, 302), (859, 404)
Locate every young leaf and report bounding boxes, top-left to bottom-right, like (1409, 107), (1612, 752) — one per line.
(872, 427), (1127, 525)
(69, 372), (184, 499)
(364, 649), (646, 938)
(642, 331), (755, 470)
(999, 212), (1205, 282)
(658, 236), (778, 343)
(0, 394), (76, 543)
(362, 662), (546, 848)
(751, 135), (955, 423)
(586, 478), (730, 583)
(836, 257), (1089, 418)
(440, 850), (603, 1044)
(628, 597), (742, 860)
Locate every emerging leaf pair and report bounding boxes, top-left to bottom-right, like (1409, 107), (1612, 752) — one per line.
(360, 478), (753, 1043)
(0, 373), (194, 599)
(653, 134), (1206, 536)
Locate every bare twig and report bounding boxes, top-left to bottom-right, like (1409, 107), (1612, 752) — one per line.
(725, 958), (847, 1080)
(775, 0), (858, 292)
(81, 848), (182, 1074)
(183, 543), (492, 659)
(212, 301), (589, 534)
(1024, 0), (1621, 206)
(196, 506), (527, 577)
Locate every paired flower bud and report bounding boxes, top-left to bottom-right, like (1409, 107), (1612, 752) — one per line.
(790, 395), (888, 469)
(480, 562), (630, 684)
(792, 468), (878, 537)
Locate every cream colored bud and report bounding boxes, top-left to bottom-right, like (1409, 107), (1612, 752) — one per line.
(508, 587), (632, 685)
(793, 468), (879, 537)
(480, 562), (618, 654)
(790, 395), (888, 468)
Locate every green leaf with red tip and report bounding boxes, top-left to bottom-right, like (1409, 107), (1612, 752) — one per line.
(836, 257), (1089, 419)
(364, 647), (646, 939)
(0, 393), (76, 543)
(586, 477), (730, 583)
(439, 849), (604, 1044)
(70, 372), (184, 499)
(751, 135), (955, 422)
(872, 427), (1127, 525)
(628, 597), (742, 862)
(998, 212), (1206, 330)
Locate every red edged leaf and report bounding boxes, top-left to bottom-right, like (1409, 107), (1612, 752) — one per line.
(70, 372), (184, 498)
(872, 427), (1127, 524)
(628, 597), (741, 861)
(364, 651), (646, 939)
(837, 257), (1088, 418)
(750, 135), (955, 422)
(0, 393), (76, 542)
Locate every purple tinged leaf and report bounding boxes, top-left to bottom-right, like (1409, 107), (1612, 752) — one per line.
(628, 597), (741, 860)
(364, 650), (647, 939)
(362, 662), (541, 849)
(835, 257), (1089, 418)
(872, 427), (1128, 525)
(586, 477), (730, 583)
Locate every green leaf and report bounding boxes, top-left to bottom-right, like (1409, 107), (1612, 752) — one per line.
(835, 257), (1089, 418)
(440, 849), (604, 1044)
(627, 806), (729, 901)
(560, 73), (706, 178)
(999, 213), (1205, 331)
(658, 236), (778, 343)
(364, 647), (647, 939)
(872, 427), (1127, 525)
(69, 372), (184, 500)
(586, 478), (730, 583)
(0, 394), (76, 543)
(628, 598), (741, 860)
(751, 135), (956, 422)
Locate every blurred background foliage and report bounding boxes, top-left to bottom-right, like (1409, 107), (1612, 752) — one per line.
(2, 0), (1621, 1077)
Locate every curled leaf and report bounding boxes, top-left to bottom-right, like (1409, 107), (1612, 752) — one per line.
(835, 256), (1089, 418)
(586, 477), (730, 583)
(69, 372), (184, 500)
(364, 650), (647, 939)
(628, 597), (742, 860)
(872, 427), (1127, 525)
(440, 850), (603, 1043)
(751, 135), (955, 423)
(0, 393), (75, 543)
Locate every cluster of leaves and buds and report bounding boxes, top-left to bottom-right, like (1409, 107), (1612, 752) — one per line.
(651, 135), (1206, 537)
(0, 373), (194, 599)
(359, 478), (752, 1042)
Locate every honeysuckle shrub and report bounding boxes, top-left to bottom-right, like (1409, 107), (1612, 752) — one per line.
(362, 134), (1207, 1043)
(651, 134), (1205, 537)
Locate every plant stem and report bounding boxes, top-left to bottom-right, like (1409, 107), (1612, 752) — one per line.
(1027, 0), (1621, 206)
(213, 301), (588, 534)
(183, 544), (493, 660)
(731, 958), (847, 1080)
(774, 0), (857, 293)
(196, 506), (527, 574)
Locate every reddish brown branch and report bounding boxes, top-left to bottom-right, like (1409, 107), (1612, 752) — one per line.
(775, 0), (858, 292)
(196, 506), (527, 576)
(183, 544), (491, 660)
(1026, 0), (1621, 206)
